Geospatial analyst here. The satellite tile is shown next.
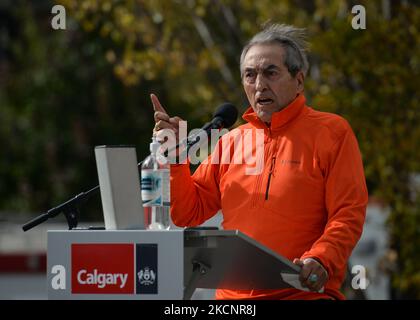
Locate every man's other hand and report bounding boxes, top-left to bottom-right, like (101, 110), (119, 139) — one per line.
(293, 258), (328, 292)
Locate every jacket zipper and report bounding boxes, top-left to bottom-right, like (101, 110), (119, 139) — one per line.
(265, 155), (276, 200)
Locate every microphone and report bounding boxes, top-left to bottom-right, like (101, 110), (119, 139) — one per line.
(187, 103), (238, 147)
(161, 103), (238, 159)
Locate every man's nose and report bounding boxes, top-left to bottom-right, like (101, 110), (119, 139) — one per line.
(255, 73), (267, 91)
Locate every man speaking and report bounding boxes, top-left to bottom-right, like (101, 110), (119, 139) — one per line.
(152, 23), (368, 300)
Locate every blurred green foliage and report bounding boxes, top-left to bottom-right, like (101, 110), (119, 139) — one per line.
(0, 0), (419, 297)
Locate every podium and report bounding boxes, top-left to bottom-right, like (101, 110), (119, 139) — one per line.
(47, 228), (300, 300)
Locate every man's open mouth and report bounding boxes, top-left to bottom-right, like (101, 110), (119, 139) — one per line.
(257, 98), (274, 105)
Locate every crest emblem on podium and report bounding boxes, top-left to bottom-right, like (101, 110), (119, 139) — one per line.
(136, 244), (158, 294)
(137, 267), (156, 285)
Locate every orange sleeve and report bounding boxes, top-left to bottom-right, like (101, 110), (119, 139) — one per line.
(170, 160), (222, 227)
(301, 125), (368, 278)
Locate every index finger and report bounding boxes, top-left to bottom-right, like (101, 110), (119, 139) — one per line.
(150, 93), (168, 114)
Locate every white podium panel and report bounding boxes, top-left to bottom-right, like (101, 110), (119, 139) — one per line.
(47, 230), (183, 300)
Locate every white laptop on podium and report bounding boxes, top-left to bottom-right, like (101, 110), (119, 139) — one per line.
(94, 145), (145, 230)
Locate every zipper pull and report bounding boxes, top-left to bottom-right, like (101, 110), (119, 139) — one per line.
(265, 155), (277, 200)
(270, 156), (276, 176)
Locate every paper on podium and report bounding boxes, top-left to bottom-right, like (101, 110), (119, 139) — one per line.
(280, 273), (324, 293)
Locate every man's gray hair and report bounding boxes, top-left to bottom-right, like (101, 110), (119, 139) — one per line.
(240, 23), (309, 78)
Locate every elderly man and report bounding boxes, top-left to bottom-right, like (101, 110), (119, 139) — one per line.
(152, 24), (368, 300)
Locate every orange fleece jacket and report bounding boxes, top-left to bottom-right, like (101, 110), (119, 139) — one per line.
(170, 94), (368, 300)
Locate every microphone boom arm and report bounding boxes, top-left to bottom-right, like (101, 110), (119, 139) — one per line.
(22, 186), (99, 232)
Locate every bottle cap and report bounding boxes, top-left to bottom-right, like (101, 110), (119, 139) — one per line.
(149, 136), (160, 153)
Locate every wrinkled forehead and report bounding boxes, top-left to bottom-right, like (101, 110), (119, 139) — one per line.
(243, 44), (286, 70)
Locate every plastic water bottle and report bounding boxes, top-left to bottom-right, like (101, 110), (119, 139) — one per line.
(141, 136), (171, 230)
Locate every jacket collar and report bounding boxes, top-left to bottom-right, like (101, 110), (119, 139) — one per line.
(242, 94), (306, 131)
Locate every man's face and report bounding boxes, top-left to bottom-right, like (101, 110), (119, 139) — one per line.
(242, 43), (304, 123)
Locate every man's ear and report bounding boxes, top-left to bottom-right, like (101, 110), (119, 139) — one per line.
(296, 71), (305, 92)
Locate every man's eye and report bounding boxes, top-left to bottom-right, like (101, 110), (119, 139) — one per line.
(268, 70), (278, 77)
(245, 72), (254, 78)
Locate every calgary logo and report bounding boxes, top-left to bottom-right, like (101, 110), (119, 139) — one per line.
(70, 243), (158, 295)
(137, 267), (156, 286)
(71, 243), (134, 294)
(77, 269), (128, 289)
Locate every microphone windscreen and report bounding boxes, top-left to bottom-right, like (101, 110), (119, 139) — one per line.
(213, 103), (238, 128)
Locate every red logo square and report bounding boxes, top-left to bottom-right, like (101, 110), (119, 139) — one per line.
(71, 243), (134, 294)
